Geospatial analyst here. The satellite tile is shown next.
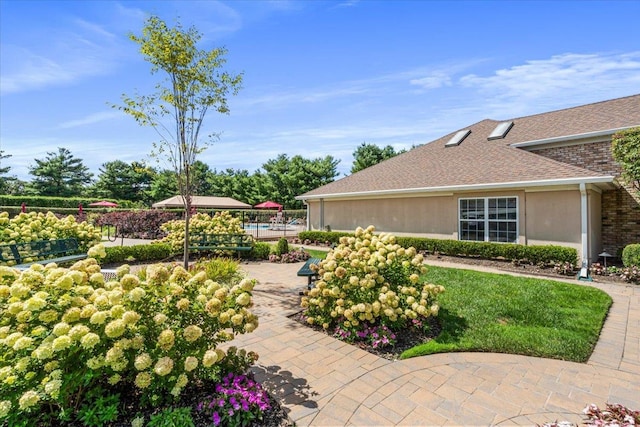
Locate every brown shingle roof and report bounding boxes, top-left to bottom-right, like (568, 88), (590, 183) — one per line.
(300, 94), (640, 199)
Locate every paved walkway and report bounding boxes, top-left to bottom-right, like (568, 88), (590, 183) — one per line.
(234, 260), (640, 426)
(101, 239), (639, 425)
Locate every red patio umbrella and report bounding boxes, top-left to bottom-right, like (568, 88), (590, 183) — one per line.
(88, 200), (118, 207)
(254, 200), (282, 209)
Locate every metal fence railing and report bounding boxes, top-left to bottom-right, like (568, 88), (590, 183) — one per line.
(238, 210), (306, 240)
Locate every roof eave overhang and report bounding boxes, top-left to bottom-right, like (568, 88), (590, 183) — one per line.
(297, 176), (616, 201)
(509, 126), (638, 149)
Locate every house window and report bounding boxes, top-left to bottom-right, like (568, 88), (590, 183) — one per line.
(459, 197), (518, 243)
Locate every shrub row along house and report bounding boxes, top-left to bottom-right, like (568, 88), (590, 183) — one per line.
(297, 94), (640, 266)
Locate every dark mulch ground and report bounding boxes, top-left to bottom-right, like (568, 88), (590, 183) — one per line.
(288, 311), (442, 361)
(422, 253), (631, 285)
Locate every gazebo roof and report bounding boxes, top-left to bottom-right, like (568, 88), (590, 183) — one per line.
(152, 195), (251, 209)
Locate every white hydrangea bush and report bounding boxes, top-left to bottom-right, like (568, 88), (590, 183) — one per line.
(301, 225), (444, 332)
(0, 211), (102, 252)
(0, 255), (258, 419)
(159, 211), (245, 252)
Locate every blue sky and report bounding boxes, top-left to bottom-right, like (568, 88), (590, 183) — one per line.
(2, 0), (640, 182)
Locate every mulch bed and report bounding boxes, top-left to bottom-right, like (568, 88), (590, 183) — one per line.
(422, 253), (631, 285)
(288, 311), (442, 361)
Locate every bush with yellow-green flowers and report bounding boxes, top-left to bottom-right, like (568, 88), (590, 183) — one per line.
(0, 247), (258, 425)
(301, 225), (444, 345)
(0, 211), (102, 251)
(159, 211), (245, 252)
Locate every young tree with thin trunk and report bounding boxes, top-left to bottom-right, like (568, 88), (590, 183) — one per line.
(116, 16), (242, 268)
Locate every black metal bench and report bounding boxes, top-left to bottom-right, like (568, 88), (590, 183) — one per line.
(0, 238), (88, 269)
(188, 233), (254, 257)
(297, 257), (321, 289)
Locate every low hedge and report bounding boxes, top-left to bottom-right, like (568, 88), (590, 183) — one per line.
(298, 231), (578, 266)
(622, 243), (640, 267)
(104, 241), (273, 264)
(297, 231), (353, 245)
(0, 195), (137, 209)
(102, 243), (175, 264)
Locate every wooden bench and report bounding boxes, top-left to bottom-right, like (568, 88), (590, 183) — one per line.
(0, 238), (88, 269)
(188, 233), (254, 257)
(297, 257), (321, 289)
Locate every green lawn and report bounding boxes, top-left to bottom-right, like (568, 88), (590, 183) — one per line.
(291, 245), (329, 259)
(401, 266), (612, 362)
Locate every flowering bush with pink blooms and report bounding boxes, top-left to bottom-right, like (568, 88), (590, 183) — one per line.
(197, 372), (272, 426)
(583, 403), (640, 426)
(0, 245), (259, 425)
(301, 225), (444, 344)
(541, 403), (639, 427)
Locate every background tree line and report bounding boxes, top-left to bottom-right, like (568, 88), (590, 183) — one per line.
(0, 143), (405, 209)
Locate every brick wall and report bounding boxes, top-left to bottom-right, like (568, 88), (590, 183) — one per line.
(533, 141), (640, 257)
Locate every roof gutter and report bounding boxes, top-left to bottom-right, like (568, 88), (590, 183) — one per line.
(509, 126), (637, 149)
(297, 176), (615, 201)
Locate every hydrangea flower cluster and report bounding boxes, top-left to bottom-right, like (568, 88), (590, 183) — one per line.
(301, 225), (444, 336)
(197, 372), (271, 427)
(159, 211), (245, 252)
(0, 211), (102, 252)
(0, 255), (258, 420)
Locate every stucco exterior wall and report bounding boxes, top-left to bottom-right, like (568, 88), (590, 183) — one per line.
(532, 140), (640, 256)
(307, 196), (456, 239)
(523, 190), (582, 255)
(305, 187), (592, 260)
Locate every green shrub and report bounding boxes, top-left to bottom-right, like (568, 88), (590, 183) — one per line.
(102, 243), (174, 264)
(299, 230), (577, 266)
(302, 225), (445, 336)
(275, 238), (289, 256)
(298, 231), (353, 245)
(190, 258), (243, 285)
(0, 256), (259, 424)
(250, 242), (271, 260)
(147, 407), (195, 427)
(622, 243), (640, 267)
(0, 195), (136, 210)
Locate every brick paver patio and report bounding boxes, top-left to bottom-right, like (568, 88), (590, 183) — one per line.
(236, 260), (640, 426)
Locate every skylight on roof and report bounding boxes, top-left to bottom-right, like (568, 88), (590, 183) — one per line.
(488, 121), (514, 140)
(445, 129), (471, 147)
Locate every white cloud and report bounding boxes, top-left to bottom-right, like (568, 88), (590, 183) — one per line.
(335, 0), (361, 8)
(459, 52), (640, 101)
(410, 72), (452, 89)
(57, 111), (123, 129)
(0, 15), (128, 95)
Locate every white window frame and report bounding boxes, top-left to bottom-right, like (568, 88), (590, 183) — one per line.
(458, 196), (519, 243)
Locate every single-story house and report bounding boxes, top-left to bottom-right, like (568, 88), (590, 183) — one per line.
(297, 94), (640, 265)
(152, 195), (251, 209)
